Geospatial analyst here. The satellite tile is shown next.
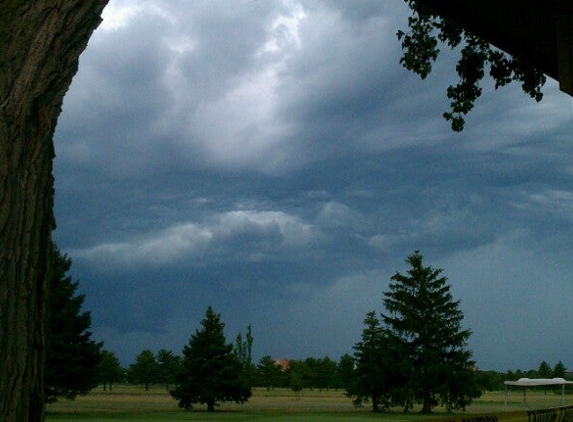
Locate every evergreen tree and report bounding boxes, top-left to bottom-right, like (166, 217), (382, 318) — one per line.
(44, 247), (103, 403)
(290, 372), (303, 397)
(337, 354), (356, 391)
(171, 307), (251, 411)
(553, 361), (567, 379)
(315, 357), (338, 391)
(474, 370), (503, 392)
(348, 311), (406, 412)
(156, 349), (181, 391)
(256, 356), (284, 391)
(303, 357), (319, 390)
(98, 350), (124, 391)
(347, 311), (386, 411)
(382, 251), (480, 413)
(536, 361), (553, 394)
(128, 350), (159, 391)
(234, 325), (255, 387)
(538, 361), (553, 378)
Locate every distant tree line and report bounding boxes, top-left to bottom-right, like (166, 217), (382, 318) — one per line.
(115, 351), (573, 399)
(117, 350), (350, 394)
(50, 248), (573, 413)
(476, 361), (569, 392)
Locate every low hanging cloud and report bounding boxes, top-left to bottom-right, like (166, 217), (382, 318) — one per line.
(71, 223), (213, 268)
(71, 209), (320, 269)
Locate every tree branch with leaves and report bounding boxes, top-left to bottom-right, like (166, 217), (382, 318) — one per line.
(398, 0), (546, 131)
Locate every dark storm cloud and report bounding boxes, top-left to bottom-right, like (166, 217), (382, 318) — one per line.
(54, 0), (573, 368)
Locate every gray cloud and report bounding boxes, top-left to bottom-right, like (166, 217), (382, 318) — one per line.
(54, 0), (573, 369)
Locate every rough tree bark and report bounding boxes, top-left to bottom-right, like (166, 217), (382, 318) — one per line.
(0, 1), (108, 421)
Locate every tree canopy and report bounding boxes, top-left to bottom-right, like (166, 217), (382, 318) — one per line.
(399, 0), (546, 131)
(234, 325), (255, 388)
(156, 349), (181, 391)
(97, 350), (124, 391)
(128, 350), (160, 391)
(348, 312), (391, 411)
(44, 247), (103, 403)
(171, 307), (251, 411)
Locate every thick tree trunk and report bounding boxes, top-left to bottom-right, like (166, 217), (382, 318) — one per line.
(421, 394), (433, 414)
(371, 395), (379, 412)
(0, 1), (108, 421)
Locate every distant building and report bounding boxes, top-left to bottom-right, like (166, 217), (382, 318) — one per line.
(274, 358), (290, 371)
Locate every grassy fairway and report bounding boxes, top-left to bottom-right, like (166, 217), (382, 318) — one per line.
(45, 386), (572, 422)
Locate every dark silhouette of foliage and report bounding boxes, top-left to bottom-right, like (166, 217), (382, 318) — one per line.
(337, 354), (356, 392)
(234, 325), (255, 388)
(314, 357), (339, 391)
(44, 247), (103, 403)
(97, 350), (124, 391)
(538, 361), (553, 379)
(398, 0), (546, 131)
(171, 307), (251, 411)
(347, 311), (408, 412)
(256, 355), (284, 391)
(128, 350), (160, 391)
(347, 311), (390, 412)
(156, 349), (181, 391)
(553, 361), (567, 379)
(474, 370), (504, 392)
(290, 372), (303, 396)
(382, 251), (480, 413)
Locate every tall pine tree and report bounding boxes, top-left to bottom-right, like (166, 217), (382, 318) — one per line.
(45, 247), (103, 403)
(234, 324), (255, 388)
(382, 251), (480, 413)
(171, 307), (251, 411)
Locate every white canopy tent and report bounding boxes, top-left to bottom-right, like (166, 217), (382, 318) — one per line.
(504, 378), (573, 409)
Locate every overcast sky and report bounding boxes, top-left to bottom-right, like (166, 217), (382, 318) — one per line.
(53, 0), (573, 371)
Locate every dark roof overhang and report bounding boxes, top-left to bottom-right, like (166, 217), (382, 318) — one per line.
(415, 0), (573, 96)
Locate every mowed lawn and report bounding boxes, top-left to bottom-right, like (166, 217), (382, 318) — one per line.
(45, 386), (572, 422)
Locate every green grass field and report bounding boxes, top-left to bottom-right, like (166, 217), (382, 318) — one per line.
(45, 386), (572, 422)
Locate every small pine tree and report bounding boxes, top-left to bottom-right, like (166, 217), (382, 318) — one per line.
(348, 311), (407, 412)
(156, 349), (181, 391)
(98, 350), (124, 391)
(348, 311), (388, 412)
(553, 361), (567, 379)
(290, 372), (303, 398)
(171, 307), (251, 411)
(538, 361), (553, 378)
(234, 325), (255, 388)
(256, 355), (283, 391)
(128, 350), (160, 391)
(337, 354), (356, 391)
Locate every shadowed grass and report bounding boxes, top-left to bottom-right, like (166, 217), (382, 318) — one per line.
(46, 386), (572, 422)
